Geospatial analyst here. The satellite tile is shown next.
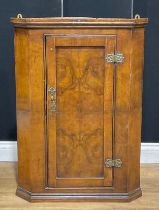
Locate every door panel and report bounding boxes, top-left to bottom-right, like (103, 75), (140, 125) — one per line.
(56, 46), (104, 179)
(46, 35), (115, 188)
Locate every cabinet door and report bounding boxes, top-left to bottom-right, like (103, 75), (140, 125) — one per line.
(46, 35), (115, 188)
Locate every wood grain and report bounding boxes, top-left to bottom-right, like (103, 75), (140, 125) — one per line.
(12, 18), (148, 201)
(47, 36), (115, 188)
(11, 17), (148, 28)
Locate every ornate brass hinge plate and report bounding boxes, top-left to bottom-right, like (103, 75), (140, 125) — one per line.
(106, 53), (124, 64)
(105, 159), (122, 168)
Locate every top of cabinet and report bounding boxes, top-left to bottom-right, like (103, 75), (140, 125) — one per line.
(11, 17), (148, 29)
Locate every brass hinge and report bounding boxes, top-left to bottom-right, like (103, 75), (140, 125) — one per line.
(106, 53), (124, 64)
(105, 159), (122, 168)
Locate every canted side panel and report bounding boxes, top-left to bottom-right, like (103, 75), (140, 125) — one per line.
(29, 32), (46, 191)
(15, 29), (46, 192)
(14, 29), (31, 191)
(113, 30), (132, 192)
(114, 29), (144, 193)
(128, 28), (144, 192)
(16, 29), (46, 192)
(56, 46), (105, 179)
(15, 29), (30, 111)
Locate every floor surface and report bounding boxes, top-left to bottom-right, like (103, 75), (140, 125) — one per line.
(0, 162), (159, 210)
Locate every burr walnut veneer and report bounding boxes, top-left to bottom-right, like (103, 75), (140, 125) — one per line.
(11, 17), (148, 202)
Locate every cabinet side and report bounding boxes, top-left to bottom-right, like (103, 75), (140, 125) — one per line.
(14, 28), (32, 191)
(127, 27), (145, 192)
(27, 30), (46, 192)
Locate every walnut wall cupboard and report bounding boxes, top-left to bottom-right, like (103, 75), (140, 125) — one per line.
(11, 17), (148, 202)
